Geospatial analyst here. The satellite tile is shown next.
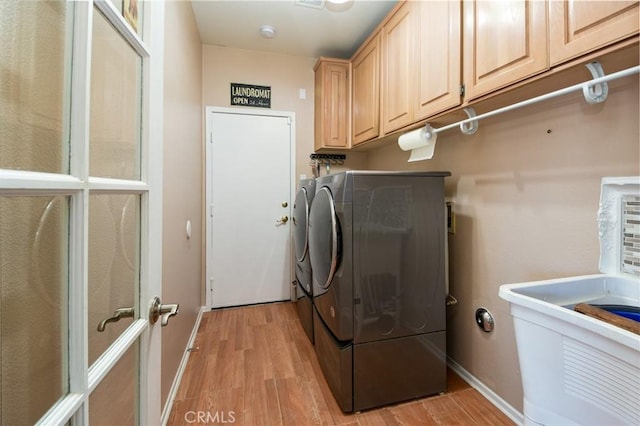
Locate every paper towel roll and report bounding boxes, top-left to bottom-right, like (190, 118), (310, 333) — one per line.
(398, 126), (437, 162)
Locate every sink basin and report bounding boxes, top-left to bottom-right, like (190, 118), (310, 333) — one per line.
(500, 274), (640, 425)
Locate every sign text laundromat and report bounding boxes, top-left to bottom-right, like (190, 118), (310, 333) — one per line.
(230, 83), (271, 108)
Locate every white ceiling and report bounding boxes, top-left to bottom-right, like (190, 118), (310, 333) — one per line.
(191, 0), (398, 59)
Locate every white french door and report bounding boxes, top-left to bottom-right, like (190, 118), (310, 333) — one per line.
(0, 1), (164, 424)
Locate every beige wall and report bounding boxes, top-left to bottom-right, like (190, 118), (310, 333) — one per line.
(201, 45), (368, 181)
(162, 0), (203, 409)
(367, 76), (640, 411)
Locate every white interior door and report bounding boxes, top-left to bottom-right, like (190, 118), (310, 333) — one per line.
(0, 1), (164, 424)
(206, 107), (295, 308)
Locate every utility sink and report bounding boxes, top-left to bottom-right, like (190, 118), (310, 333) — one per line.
(499, 177), (640, 426)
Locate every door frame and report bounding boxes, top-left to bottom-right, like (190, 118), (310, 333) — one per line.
(204, 106), (296, 308)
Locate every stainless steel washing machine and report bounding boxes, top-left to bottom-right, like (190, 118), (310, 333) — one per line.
(293, 178), (316, 343)
(309, 171), (450, 412)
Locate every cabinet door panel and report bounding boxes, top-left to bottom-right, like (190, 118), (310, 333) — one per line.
(463, 0), (548, 100)
(314, 59), (349, 150)
(414, 0), (461, 121)
(549, 0), (639, 65)
(382, 2), (414, 134)
(352, 34), (380, 145)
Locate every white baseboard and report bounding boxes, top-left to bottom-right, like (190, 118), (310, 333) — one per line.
(161, 306), (208, 426)
(447, 356), (524, 425)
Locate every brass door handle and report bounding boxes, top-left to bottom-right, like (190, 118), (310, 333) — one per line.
(97, 307), (135, 332)
(149, 296), (179, 326)
(276, 215), (289, 225)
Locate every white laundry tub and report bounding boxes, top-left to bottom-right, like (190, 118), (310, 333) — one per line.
(500, 177), (640, 426)
(500, 274), (640, 426)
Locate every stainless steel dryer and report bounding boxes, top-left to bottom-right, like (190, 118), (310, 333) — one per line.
(309, 171), (450, 412)
(293, 178), (316, 343)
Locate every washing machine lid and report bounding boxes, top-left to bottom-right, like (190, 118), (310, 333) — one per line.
(293, 187), (310, 262)
(309, 187), (340, 289)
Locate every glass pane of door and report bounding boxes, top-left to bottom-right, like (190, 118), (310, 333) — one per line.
(0, 196), (69, 425)
(88, 194), (140, 366)
(0, 0), (71, 174)
(89, 343), (138, 426)
(90, 8), (142, 181)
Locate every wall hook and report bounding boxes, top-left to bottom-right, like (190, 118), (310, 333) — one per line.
(583, 61), (608, 104)
(460, 107), (479, 135)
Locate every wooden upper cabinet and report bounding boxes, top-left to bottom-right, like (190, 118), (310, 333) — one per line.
(351, 32), (381, 146)
(413, 0), (462, 121)
(549, 1), (640, 66)
(463, 0), (548, 100)
(381, 1), (414, 134)
(314, 58), (350, 150)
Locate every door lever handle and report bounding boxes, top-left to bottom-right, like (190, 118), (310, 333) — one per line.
(276, 215), (289, 225)
(97, 307), (135, 332)
(149, 296), (179, 326)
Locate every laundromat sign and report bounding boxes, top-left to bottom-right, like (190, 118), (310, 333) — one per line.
(230, 83), (271, 108)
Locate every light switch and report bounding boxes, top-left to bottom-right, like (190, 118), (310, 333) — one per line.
(299, 88), (306, 100)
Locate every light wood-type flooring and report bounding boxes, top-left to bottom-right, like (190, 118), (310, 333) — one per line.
(168, 302), (515, 426)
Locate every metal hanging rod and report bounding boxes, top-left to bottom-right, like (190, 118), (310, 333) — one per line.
(421, 62), (640, 142)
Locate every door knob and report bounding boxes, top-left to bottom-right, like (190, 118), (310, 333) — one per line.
(149, 296), (179, 326)
(276, 215), (289, 225)
(97, 307), (135, 332)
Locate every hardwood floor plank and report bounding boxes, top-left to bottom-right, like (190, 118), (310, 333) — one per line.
(174, 346), (213, 401)
(266, 322), (297, 379)
(356, 407), (398, 426)
(252, 324), (277, 380)
(421, 394), (478, 425)
(387, 399), (440, 425)
(202, 387), (243, 424)
(207, 339), (244, 390)
(234, 307), (248, 351)
(275, 377), (321, 425)
(243, 378), (282, 426)
(451, 389), (514, 425)
(168, 302), (515, 426)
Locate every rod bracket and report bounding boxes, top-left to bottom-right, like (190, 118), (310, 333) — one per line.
(583, 61), (608, 104)
(460, 107), (478, 135)
(423, 123), (436, 141)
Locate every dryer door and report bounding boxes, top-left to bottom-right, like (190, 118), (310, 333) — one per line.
(309, 187), (340, 291)
(293, 188), (309, 262)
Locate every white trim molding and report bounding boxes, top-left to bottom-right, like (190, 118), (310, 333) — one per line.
(161, 306), (208, 426)
(447, 356), (524, 425)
